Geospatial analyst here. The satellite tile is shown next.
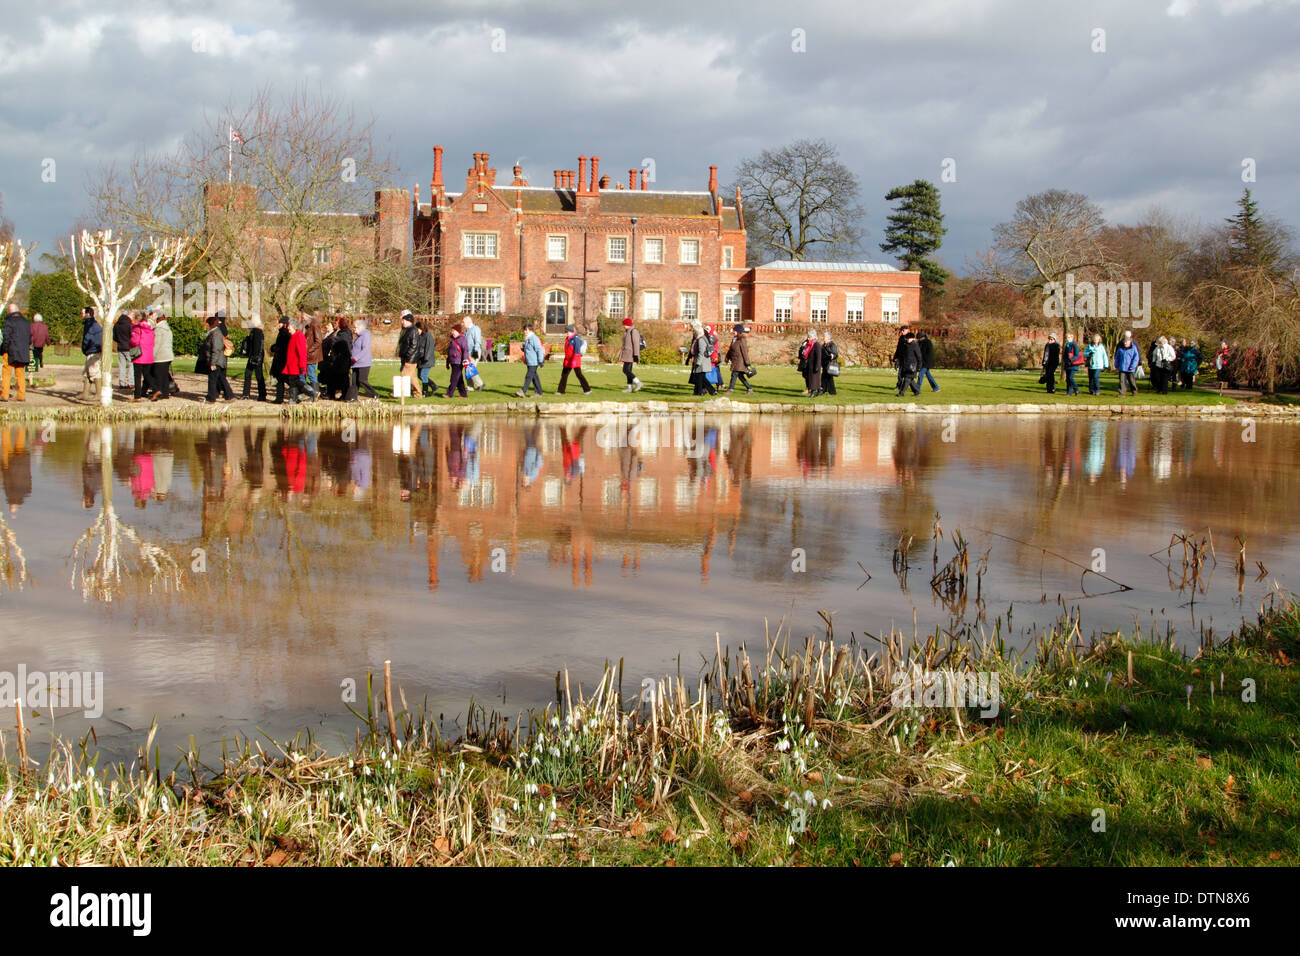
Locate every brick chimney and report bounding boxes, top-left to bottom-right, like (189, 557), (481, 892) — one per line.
(553, 170), (561, 188)
(629, 169), (637, 189)
(577, 157), (588, 195)
(708, 164), (718, 196)
(432, 145), (443, 188)
(640, 169), (648, 190)
(482, 152), (496, 187)
(590, 155), (600, 192)
(510, 164), (528, 187)
(599, 174), (610, 189)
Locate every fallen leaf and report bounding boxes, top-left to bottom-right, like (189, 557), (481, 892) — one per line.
(433, 836), (451, 855)
(633, 795), (647, 811)
(665, 859), (676, 867)
(805, 771), (823, 784)
(995, 727), (1005, 740)
(263, 849), (287, 867)
(737, 790), (754, 804)
(1269, 851), (1282, 860)
(889, 852), (903, 866)
(1191, 668), (1202, 676)
(1196, 756), (1213, 769)
(627, 819), (646, 838)
(729, 830), (751, 849)
(661, 826), (679, 844)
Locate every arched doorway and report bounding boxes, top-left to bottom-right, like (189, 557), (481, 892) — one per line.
(544, 289), (569, 333)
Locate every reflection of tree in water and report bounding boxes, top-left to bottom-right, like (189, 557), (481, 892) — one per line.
(0, 513), (28, 590)
(70, 428), (182, 603)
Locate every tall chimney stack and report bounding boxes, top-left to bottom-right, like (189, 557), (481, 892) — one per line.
(629, 169), (637, 190)
(708, 164), (718, 195)
(432, 145), (444, 188)
(577, 157), (588, 195)
(590, 156), (600, 192)
(640, 169), (648, 190)
(554, 170), (561, 188)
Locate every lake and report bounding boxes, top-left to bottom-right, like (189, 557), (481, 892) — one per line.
(0, 411), (1293, 764)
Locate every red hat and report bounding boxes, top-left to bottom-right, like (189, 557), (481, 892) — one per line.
(622, 318), (633, 326)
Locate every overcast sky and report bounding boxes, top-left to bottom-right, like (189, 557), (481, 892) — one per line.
(2, 0), (1297, 274)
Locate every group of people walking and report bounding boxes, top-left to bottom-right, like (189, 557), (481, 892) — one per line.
(1038, 330), (1203, 396)
(891, 328), (940, 396)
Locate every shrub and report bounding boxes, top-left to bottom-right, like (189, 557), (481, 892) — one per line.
(27, 271), (87, 345)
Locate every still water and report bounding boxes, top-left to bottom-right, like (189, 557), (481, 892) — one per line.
(0, 412), (1293, 763)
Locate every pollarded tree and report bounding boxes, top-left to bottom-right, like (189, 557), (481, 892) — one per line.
(733, 139), (865, 262)
(880, 179), (949, 306)
(65, 230), (191, 406)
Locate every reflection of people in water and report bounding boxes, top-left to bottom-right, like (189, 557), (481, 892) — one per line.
(688, 426), (718, 485)
(796, 422), (835, 477)
(81, 431), (101, 509)
(521, 424), (543, 489)
(726, 425), (753, 483)
(1084, 420), (1106, 481)
(130, 451), (155, 507)
(891, 421), (927, 485)
(1, 426), (32, 514)
(561, 425), (586, 485)
(1115, 422), (1137, 484)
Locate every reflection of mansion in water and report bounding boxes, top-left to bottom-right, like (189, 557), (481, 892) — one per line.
(402, 415), (904, 586)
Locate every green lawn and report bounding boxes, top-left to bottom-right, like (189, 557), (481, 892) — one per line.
(346, 362), (1240, 407)
(38, 347), (1242, 406)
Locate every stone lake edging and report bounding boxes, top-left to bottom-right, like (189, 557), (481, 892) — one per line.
(3, 397), (1298, 424)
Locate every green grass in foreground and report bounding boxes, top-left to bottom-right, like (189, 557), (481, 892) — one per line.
(37, 350), (1243, 406)
(1, 601), (1295, 866)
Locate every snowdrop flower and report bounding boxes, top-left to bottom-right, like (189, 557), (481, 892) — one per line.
(803, 790), (816, 805)
(821, 799), (832, 810)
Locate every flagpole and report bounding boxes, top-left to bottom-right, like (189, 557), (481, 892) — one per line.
(227, 126), (233, 183)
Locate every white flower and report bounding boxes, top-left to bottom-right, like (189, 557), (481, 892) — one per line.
(803, 790), (816, 805)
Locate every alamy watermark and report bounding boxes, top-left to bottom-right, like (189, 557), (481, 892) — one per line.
(148, 279), (261, 320)
(1042, 272), (1151, 328)
(890, 667), (999, 718)
(0, 665), (103, 718)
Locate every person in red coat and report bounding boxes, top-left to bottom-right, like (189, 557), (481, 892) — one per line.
(283, 317), (314, 403)
(557, 324), (592, 395)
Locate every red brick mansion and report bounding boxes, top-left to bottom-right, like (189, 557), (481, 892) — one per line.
(206, 147), (921, 334)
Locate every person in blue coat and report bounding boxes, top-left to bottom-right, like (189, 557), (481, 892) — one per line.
(1113, 330), (1142, 396)
(1084, 334), (1108, 396)
(516, 322), (545, 397)
(81, 307), (103, 396)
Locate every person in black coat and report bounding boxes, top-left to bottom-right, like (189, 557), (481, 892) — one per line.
(416, 319), (437, 393)
(113, 311), (134, 387)
(1, 305), (31, 402)
(322, 322), (354, 400)
(816, 330), (839, 396)
(1042, 333), (1061, 393)
(240, 316), (267, 401)
(917, 330), (940, 392)
(268, 315), (293, 404)
(895, 332), (922, 396)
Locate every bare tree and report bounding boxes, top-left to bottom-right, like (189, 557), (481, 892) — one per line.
(0, 237), (29, 305)
(976, 189), (1116, 339)
(733, 139), (865, 262)
(65, 230), (190, 406)
(90, 84), (392, 317)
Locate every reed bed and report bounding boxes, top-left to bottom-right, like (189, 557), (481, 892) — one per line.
(1, 599), (1296, 866)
